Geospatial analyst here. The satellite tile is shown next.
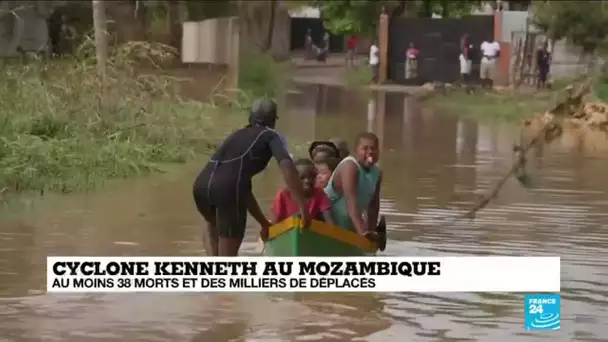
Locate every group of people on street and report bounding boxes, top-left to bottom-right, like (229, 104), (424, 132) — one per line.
(193, 99), (386, 257)
(458, 35), (501, 89)
(305, 27), (552, 89)
(459, 35), (552, 90)
(304, 29), (331, 62)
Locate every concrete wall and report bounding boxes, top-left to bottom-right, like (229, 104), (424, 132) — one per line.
(181, 17), (238, 65)
(181, 17), (240, 90)
(501, 10), (527, 43)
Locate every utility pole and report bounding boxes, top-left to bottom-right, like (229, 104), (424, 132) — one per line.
(92, 0), (108, 81)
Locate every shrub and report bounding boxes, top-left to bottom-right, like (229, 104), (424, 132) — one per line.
(0, 41), (242, 198)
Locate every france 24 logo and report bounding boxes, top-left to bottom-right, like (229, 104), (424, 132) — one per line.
(524, 294), (561, 331)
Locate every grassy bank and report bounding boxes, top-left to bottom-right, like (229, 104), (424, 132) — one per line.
(0, 43), (269, 200)
(343, 66), (372, 89)
(426, 88), (554, 121)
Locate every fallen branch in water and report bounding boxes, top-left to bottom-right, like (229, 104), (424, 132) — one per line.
(444, 78), (593, 224)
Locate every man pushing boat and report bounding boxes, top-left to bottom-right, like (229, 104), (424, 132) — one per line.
(193, 99), (312, 257)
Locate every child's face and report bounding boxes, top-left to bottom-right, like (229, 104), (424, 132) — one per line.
(315, 163), (332, 188)
(296, 164), (317, 195)
(355, 138), (379, 168)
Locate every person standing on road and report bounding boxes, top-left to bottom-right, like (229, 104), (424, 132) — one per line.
(479, 39), (500, 89)
(304, 29), (314, 60)
(370, 40), (380, 83)
(192, 99), (312, 257)
(536, 41), (551, 90)
(346, 35), (360, 67)
(459, 34), (473, 86)
(405, 42), (420, 79)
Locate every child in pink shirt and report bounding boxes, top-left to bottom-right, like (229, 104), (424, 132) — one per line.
(272, 158), (334, 224)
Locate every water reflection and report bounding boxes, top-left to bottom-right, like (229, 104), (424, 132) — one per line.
(0, 84), (607, 341)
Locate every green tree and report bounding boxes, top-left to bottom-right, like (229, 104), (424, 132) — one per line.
(309, 0), (381, 36)
(532, 1), (608, 54)
(309, 0), (480, 36)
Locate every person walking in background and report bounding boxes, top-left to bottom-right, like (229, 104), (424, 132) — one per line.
(346, 34), (360, 67)
(459, 34), (473, 86)
(316, 31), (330, 62)
(405, 42), (420, 79)
(304, 29), (314, 60)
(369, 39), (380, 83)
(479, 39), (500, 89)
(536, 41), (551, 90)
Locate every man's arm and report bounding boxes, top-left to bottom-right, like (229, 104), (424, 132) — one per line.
(271, 190), (285, 223)
(247, 192), (270, 227)
(319, 191), (335, 226)
(268, 133), (307, 210)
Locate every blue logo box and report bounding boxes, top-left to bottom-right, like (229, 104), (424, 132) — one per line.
(524, 294), (561, 330)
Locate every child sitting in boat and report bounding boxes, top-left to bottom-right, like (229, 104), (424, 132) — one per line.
(324, 132), (386, 251)
(272, 158), (335, 225)
(309, 141), (341, 163)
(315, 157), (339, 189)
(329, 138), (350, 160)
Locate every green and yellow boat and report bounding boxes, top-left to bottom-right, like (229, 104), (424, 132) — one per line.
(265, 216), (377, 256)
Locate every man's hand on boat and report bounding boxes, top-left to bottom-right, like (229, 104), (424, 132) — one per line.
(259, 220), (271, 242)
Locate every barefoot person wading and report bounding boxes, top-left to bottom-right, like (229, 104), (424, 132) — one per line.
(192, 99), (312, 256)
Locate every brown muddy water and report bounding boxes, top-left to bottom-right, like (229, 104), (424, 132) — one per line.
(1, 84), (608, 341)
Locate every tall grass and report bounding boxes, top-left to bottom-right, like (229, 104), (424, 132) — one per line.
(427, 89), (551, 121)
(0, 41), (243, 198)
(239, 52), (289, 99)
(343, 66), (372, 89)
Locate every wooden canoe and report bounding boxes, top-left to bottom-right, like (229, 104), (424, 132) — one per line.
(265, 216), (377, 256)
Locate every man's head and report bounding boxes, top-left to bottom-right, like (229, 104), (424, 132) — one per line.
(249, 99), (278, 129)
(353, 132), (380, 168)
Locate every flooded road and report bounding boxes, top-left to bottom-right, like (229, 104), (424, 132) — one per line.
(1, 84), (608, 341)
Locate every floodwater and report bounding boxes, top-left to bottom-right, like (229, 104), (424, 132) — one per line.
(1, 84), (608, 341)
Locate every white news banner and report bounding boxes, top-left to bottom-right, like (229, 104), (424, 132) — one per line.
(46, 256), (561, 293)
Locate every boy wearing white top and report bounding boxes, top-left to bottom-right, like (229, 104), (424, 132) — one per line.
(369, 40), (379, 83)
(479, 39), (500, 89)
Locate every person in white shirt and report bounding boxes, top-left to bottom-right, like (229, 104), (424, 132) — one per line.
(479, 39), (500, 89)
(369, 40), (379, 83)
